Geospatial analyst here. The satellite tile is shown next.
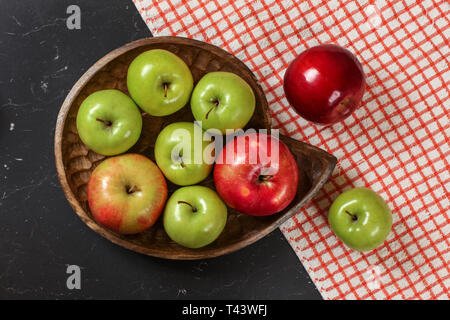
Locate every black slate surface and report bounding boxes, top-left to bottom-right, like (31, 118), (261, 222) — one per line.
(0, 0), (321, 299)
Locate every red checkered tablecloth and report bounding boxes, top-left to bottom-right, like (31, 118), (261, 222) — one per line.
(132, 0), (450, 299)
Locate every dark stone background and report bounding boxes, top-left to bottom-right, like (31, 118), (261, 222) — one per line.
(0, 0), (321, 299)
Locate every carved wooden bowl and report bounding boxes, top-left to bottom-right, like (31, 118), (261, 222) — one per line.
(55, 37), (336, 260)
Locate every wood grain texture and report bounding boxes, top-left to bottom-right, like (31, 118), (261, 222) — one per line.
(54, 37), (336, 260)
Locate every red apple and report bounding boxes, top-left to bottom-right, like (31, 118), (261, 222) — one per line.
(214, 133), (298, 216)
(87, 153), (167, 234)
(283, 44), (366, 125)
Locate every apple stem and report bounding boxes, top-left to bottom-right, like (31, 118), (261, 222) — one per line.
(345, 210), (358, 221)
(178, 152), (186, 168)
(126, 185), (138, 194)
(259, 175), (273, 182)
(177, 201), (197, 212)
(96, 118), (112, 127)
(164, 83), (168, 98)
(205, 99), (220, 120)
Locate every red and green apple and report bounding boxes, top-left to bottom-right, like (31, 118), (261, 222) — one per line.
(87, 153), (167, 234)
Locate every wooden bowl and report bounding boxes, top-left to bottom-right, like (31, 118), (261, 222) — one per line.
(55, 37), (336, 260)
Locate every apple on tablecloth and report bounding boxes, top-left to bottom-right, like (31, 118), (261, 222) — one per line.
(328, 188), (392, 251)
(283, 44), (366, 125)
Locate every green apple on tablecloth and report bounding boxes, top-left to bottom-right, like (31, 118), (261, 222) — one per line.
(328, 188), (392, 252)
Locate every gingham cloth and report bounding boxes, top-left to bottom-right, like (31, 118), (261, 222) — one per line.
(132, 0), (450, 299)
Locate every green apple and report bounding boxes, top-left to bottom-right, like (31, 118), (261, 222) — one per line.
(88, 154), (168, 234)
(127, 49), (194, 116)
(154, 122), (213, 186)
(163, 186), (227, 248)
(328, 188), (392, 252)
(190, 72), (255, 134)
(76, 89), (142, 156)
